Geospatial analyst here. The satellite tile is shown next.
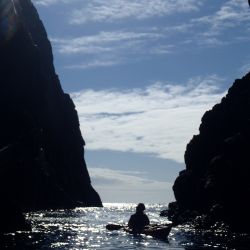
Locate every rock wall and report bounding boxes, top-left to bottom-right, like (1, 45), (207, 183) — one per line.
(0, 0), (102, 231)
(172, 72), (250, 231)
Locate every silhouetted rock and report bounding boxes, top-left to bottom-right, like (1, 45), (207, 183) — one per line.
(171, 72), (250, 232)
(0, 199), (31, 233)
(0, 0), (102, 232)
(159, 209), (168, 217)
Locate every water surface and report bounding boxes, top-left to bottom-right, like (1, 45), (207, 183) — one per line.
(1, 203), (247, 249)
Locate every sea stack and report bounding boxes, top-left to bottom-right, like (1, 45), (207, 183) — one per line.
(0, 0), (102, 232)
(171, 72), (250, 231)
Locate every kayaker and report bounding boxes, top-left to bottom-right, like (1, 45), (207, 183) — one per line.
(128, 203), (150, 234)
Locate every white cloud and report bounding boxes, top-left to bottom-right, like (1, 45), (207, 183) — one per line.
(71, 75), (226, 163)
(150, 45), (175, 55)
(88, 167), (173, 203)
(70, 0), (203, 24)
(51, 31), (163, 55)
(193, 0), (250, 29)
(51, 30), (170, 69)
(33, 0), (57, 6)
(191, 0), (250, 46)
(65, 58), (123, 70)
(36, 1), (250, 52)
(238, 62), (250, 76)
(32, 0), (72, 6)
(48, 1), (250, 67)
(46, 1), (250, 68)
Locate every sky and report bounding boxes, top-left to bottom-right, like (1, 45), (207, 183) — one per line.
(32, 0), (250, 203)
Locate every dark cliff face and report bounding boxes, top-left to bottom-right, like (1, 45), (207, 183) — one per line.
(0, 0), (102, 227)
(172, 72), (250, 230)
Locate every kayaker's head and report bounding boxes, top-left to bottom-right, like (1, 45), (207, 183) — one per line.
(136, 203), (145, 213)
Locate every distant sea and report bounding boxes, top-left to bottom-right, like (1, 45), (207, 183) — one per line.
(0, 203), (247, 249)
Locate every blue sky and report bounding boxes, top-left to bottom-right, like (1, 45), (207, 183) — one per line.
(32, 0), (250, 203)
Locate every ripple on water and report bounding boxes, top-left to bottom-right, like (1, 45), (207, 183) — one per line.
(2, 203), (248, 249)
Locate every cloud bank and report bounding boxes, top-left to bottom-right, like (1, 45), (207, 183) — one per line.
(69, 0), (203, 24)
(191, 0), (250, 46)
(50, 30), (167, 69)
(51, 31), (163, 55)
(88, 167), (173, 203)
(33, 0), (72, 6)
(46, 0), (250, 71)
(71, 75), (226, 163)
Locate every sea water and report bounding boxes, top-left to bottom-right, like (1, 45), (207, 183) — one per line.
(0, 203), (247, 249)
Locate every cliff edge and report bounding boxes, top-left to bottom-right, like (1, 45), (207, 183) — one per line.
(171, 72), (250, 231)
(0, 0), (102, 232)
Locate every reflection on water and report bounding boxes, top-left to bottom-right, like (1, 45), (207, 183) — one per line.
(1, 203), (249, 249)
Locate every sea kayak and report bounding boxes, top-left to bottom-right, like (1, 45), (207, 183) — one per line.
(106, 223), (172, 240)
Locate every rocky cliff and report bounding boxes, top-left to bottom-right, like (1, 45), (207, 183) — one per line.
(0, 0), (102, 232)
(171, 72), (250, 231)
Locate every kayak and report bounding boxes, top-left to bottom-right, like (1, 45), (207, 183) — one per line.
(125, 225), (171, 240)
(106, 223), (172, 240)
